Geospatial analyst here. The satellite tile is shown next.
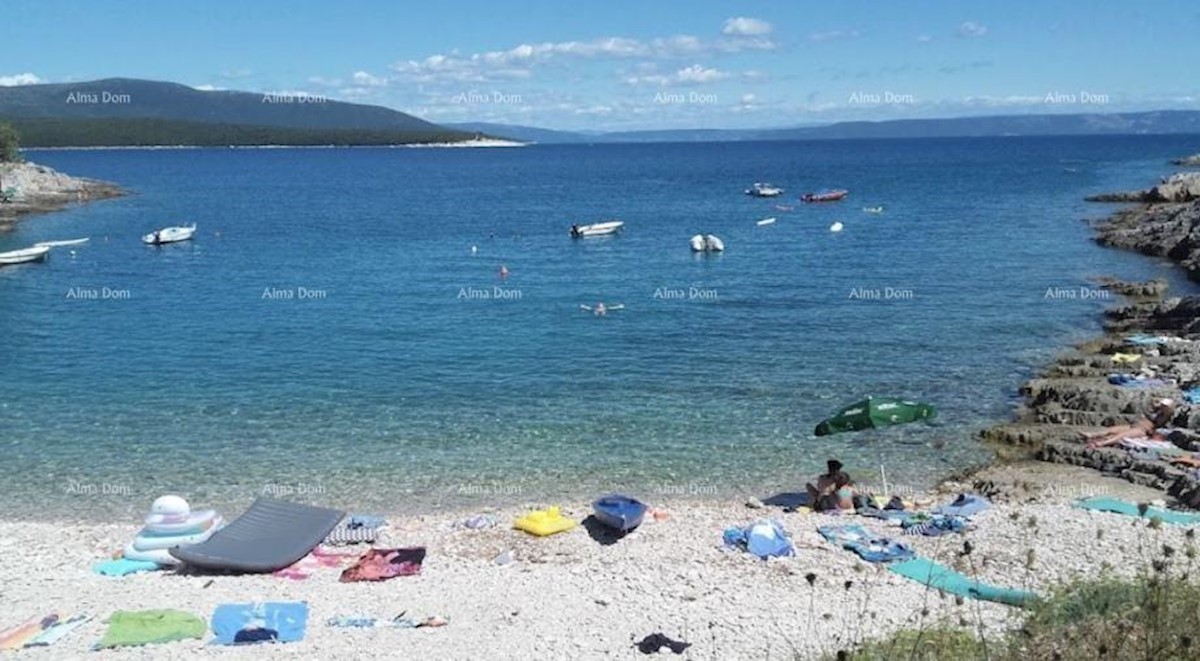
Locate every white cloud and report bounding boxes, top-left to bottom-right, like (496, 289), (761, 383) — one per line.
(625, 64), (729, 86)
(192, 84), (224, 91)
(956, 21), (988, 37)
(722, 17), (773, 37)
(0, 72), (42, 86)
(808, 30), (862, 43)
(916, 34), (934, 43)
(220, 68), (253, 79)
(351, 71), (388, 87)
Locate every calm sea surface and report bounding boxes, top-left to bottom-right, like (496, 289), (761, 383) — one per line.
(2, 136), (1197, 520)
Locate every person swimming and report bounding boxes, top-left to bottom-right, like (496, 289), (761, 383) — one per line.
(806, 459), (855, 511)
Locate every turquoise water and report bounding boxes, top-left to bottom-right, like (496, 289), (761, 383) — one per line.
(1, 136), (1196, 520)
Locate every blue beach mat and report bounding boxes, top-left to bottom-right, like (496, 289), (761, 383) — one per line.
(92, 558), (162, 577)
(1074, 496), (1200, 525)
(211, 602), (308, 645)
(890, 557), (1037, 607)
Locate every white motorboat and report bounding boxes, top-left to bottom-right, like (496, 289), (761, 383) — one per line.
(756, 217), (777, 226)
(0, 245), (51, 266)
(34, 237), (90, 248)
(570, 221), (624, 238)
(745, 183), (783, 198)
(690, 234), (725, 252)
(830, 222), (844, 232)
(142, 224), (197, 245)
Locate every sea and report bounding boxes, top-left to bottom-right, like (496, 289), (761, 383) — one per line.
(1, 135), (1197, 520)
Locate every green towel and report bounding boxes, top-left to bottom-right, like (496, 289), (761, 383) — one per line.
(94, 609), (205, 649)
(890, 557), (1038, 608)
(1074, 496), (1200, 525)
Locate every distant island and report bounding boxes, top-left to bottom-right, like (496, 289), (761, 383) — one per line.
(0, 78), (494, 148)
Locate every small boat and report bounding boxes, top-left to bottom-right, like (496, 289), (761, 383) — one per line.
(830, 222), (844, 232)
(745, 183), (783, 198)
(801, 189), (849, 203)
(570, 221), (624, 238)
(34, 237), (90, 248)
(862, 206), (884, 214)
(756, 217), (776, 226)
(142, 224), (197, 245)
(592, 495), (648, 532)
(690, 234), (724, 252)
(0, 245), (51, 266)
(774, 204), (794, 212)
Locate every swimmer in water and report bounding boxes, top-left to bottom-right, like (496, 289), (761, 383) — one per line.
(595, 302), (606, 316)
(499, 264), (509, 279)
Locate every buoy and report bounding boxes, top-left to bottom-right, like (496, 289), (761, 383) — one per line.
(499, 264), (510, 279)
(830, 222), (844, 232)
(471, 245), (478, 255)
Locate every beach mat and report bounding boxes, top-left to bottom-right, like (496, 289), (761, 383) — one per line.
(170, 498), (345, 573)
(1074, 496), (1200, 525)
(94, 609), (205, 649)
(890, 557), (1037, 607)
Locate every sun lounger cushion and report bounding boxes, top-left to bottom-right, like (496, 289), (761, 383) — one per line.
(169, 498), (345, 573)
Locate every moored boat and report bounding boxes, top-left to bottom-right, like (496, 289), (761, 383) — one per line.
(592, 494), (648, 532)
(570, 221), (624, 238)
(745, 183), (783, 198)
(801, 189), (849, 203)
(690, 234), (724, 252)
(0, 245), (51, 266)
(34, 237), (90, 248)
(142, 224), (197, 245)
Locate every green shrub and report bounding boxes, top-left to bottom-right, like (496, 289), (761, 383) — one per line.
(0, 122), (20, 162)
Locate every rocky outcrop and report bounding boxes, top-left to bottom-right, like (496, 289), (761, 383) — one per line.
(1173, 153), (1200, 166)
(0, 160), (123, 226)
(1095, 200), (1200, 280)
(1086, 172), (1200, 203)
(1092, 276), (1168, 299)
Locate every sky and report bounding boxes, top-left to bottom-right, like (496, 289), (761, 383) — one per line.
(1, 0), (1198, 131)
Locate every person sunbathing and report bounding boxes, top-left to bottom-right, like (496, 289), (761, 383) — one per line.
(1083, 398), (1176, 448)
(806, 459), (855, 511)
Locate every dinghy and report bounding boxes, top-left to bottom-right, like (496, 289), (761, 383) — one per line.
(592, 495), (648, 532)
(0, 245), (51, 266)
(142, 224), (197, 245)
(756, 217), (776, 226)
(830, 222), (844, 232)
(801, 189), (848, 203)
(862, 206), (884, 214)
(570, 221), (624, 238)
(33, 238), (90, 248)
(690, 234), (725, 252)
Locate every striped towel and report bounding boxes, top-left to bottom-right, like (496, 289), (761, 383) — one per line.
(1118, 437), (1175, 451)
(325, 525), (380, 546)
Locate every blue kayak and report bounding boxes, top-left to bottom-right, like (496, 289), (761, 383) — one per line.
(592, 495), (648, 532)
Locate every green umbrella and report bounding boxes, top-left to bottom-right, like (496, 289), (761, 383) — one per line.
(814, 396), (937, 436)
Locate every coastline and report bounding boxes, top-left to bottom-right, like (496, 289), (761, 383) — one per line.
(22, 137), (528, 152)
(0, 159), (124, 228)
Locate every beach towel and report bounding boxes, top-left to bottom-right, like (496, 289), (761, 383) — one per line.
(326, 614), (447, 629)
(273, 546), (358, 580)
(94, 609), (205, 650)
(1107, 374), (1172, 388)
(1183, 387), (1200, 405)
(1111, 352), (1142, 364)
(211, 602), (308, 645)
(934, 494), (991, 517)
(1118, 437), (1176, 451)
(0, 614), (62, 650)
(324, 513), (387, 545)
(722, 519), (794, 559)
(889, 557), (1037, 607)
(1126, 334), (1172, 346)
(1074, 496), (1200, 525)
(93, 558), (162, 577)
(24, 615), (90, 648)
(902, 515), (967, 537)
(818, 524), (914, 563)
(340, 547), (426, 582)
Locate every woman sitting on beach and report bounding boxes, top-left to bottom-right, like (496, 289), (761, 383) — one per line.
(1083, 398), (1176, 448)
(806, 459), (855, 511)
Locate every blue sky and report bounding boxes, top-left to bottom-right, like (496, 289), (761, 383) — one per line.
(2, 0), (1198, 131)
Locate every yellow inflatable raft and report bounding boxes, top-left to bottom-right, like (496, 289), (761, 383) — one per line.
(513, 506), (577, 537)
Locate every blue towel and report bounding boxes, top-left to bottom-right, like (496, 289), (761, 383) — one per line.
(1074, 497), (1200, 526)
(92, 558), (162, 577)
(1126, 334), (1167, 346)
(818, 524), (914, 563)
(902, 515), (967, 537)
(211, 602), (308, 645)
(723, 519), (794, 559)
(1107, 374), (1171, 389)
(1183, 388), (1200, 405)
(934, 494), (991, 517)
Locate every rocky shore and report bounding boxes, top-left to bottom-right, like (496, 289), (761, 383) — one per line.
(982, 154), (1200, 507)
(0, 160), (123, 228)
